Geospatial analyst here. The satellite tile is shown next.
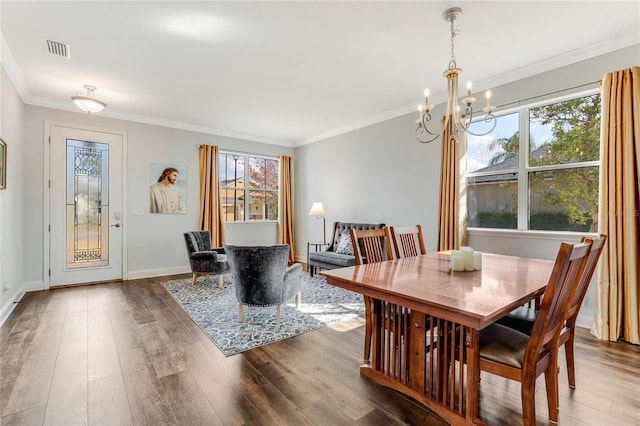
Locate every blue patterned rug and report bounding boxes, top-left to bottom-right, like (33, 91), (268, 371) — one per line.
(162, 272), (365, 356)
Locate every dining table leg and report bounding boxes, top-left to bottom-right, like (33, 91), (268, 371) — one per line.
(465, 328), (481, 423)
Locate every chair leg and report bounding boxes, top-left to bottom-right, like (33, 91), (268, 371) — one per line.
(218, 274), (223, 288)
(363, 296), (372, 364)
(521, 373), (537, 426)
(544, 349), (560, 423)
(565, 328), (577, 389)
(192, 273), (198, 285)
(276, 305), (281, 326)
(295, 291), (301, 308)
(238, 304), (244, 323)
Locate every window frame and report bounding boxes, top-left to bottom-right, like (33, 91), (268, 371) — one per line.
(219, 151), (280, 223)
(465, 87), (600, 233)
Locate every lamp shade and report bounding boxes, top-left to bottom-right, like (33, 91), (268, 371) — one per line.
(308, 202), (325, 217)
(71, 85), (106, 113)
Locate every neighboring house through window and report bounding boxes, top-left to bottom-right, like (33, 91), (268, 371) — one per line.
(219, 152), (279, 222)
(466, 91), (601, 232)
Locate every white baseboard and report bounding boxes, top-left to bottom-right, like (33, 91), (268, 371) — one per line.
(575, 312), (594, 330)
(126, 266), (190, 280)
(0, 280), (44, 327)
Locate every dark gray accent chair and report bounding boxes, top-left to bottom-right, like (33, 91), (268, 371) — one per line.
(183, 230), (230, 287)
(308, 222), (385, 276)
(224, 244), (302, 326)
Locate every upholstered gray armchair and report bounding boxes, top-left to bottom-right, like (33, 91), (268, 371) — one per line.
(183, 230), (230, 287)
(224, 244), (302, 326)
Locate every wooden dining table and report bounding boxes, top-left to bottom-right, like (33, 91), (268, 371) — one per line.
(320, 251), (554, 426)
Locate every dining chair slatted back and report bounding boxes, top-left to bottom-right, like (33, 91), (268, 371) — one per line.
(350, 227), (394, 265)
(390, 225), (427, 258)
(350, 227), (394, 364)
(477, 241), (591, 424)
(560, 233), (606, 387)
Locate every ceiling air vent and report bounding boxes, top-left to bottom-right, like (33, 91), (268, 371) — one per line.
(44, 39), (70, 58)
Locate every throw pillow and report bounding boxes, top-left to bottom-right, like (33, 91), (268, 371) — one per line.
(335, 232), (354, 255)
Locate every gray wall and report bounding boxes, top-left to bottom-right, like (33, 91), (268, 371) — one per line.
(0, 66), (26, 323)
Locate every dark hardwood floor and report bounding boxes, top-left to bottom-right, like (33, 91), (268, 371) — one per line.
(1, 275), (638, 425)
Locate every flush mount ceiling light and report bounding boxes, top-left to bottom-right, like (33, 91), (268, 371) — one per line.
(71, 84), (106, 114)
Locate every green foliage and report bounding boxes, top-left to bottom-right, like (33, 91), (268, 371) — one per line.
(476, 210), (592, 231)
(476, 211), (517, 229)
(529, 95), (601, 166)
(529, 211), (592, 231)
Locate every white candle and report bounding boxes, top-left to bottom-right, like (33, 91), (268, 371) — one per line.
(466, 81), (472, 98)
(424, 89), (430, 106)
(451, 250), (465, 271)
(473, 251), (482, 270)
(461, 246), (474, 271)
(486, 90), (492, 108)
(418, 105), (423, 121)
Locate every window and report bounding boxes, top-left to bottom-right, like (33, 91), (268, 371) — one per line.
(466, 92), (600, 232)
(219, 152), (279, 222)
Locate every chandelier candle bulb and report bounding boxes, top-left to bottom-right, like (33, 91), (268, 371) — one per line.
(473, 251), (482, 270)
(424, 89), (430, 107)
(486, 90), (491, 108)
(451, 250), (465, 271)
(466, 81), (472, 98)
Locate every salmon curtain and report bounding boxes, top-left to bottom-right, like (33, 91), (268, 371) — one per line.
(277, 155), (295, 264)
(198, 145), (225, 247)
(592, 66), (640, 344)
(436, 118), (461, 251)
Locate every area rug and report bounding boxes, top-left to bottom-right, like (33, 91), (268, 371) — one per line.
(161, 272), (365, 356)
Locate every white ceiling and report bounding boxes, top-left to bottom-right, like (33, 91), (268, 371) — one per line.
(1, 1), (639, 147)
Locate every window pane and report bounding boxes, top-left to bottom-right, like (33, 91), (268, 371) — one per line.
(221, 188), (245, 221)
(249, 190), (277, 220)
(529, 95), (600, 167)
(529, 167), (598, 232)
(249, 157), (278, 190)
(467, 173), (518, 229)
(467, 113), (519, 173)
(219, 153), (244, 188)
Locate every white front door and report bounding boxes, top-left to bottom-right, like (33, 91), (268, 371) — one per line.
(49, 125), (123, 286)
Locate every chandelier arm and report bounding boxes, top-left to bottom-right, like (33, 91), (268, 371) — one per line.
(463, 115), (499, 136)
(416, 127), (442, 144)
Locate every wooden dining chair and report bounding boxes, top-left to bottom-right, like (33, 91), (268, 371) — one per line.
(350, 227), (394, 363)
(497, 234), (607, 389)
(475, 241), (591, 425)
(389, 225), (427, 258)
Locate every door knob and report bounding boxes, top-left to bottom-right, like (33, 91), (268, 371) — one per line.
(111, 223), (121, 228)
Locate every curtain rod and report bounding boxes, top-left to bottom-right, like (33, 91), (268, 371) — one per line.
(197, 145), (279, 161)
(497, 79), (601, 110)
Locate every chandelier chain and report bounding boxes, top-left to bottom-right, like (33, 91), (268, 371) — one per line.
(449, 18), (458, 70)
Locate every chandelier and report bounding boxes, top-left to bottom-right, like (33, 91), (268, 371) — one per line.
(416, 7), (497, 144)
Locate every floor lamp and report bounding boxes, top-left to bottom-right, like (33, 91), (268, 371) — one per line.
(308, 202), (326, 243)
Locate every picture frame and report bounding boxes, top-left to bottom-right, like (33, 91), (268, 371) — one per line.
(149, 162), (187, 214)
(0, 138), (6, 190)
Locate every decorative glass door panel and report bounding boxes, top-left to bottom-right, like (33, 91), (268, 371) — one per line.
(65, 139), (109, 269)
